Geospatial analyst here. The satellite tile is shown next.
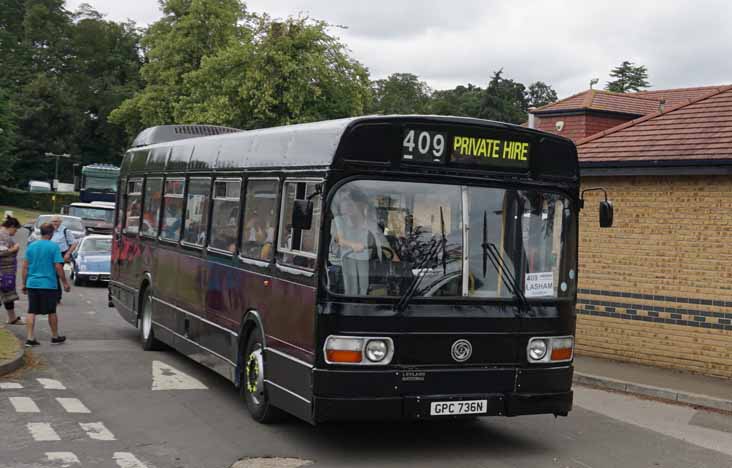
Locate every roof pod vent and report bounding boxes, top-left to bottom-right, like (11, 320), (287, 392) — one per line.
(130, 124), (242, 148)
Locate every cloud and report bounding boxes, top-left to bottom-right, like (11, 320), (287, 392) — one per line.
(66, 0), (732, 98)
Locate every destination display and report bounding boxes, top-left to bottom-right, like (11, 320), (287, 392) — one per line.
(451, 135), (530, 169)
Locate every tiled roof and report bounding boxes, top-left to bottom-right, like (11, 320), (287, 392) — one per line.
(630, 85), (727, 107)
(577, 86), (732, 164)
(533, 89), (661, 115)
(532, 85), (727, 117)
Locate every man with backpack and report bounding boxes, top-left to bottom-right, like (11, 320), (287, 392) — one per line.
(49, 216), (78, 303)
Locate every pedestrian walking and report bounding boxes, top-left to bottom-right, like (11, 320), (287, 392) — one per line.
(21, 222), (70, 347)
(49, 215), (78, 304)
(0, 215), (23, 325)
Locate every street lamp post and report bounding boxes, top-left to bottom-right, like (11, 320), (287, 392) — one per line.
(44, 152), (71, 192)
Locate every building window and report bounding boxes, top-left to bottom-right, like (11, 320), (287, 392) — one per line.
(141, 178), (163, 237)
(209, 178), (241, 254)
(240, 179), (278, 261)
(124, 179), (143, 235)
(278, 180), (322, 270)
(182, 178), (211, 247)
(160, 178), (185, 242)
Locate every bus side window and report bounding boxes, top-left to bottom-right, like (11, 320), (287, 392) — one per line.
(141, 178), (163, 237)
(124, 179), (143, 235)
(278, 180), (321, 270)
(209, 178), (242, 253)
(240, 179), (278, 261)
(116, 178), (126, 231)
(160, 179), (184, 242)
(182, 177), (212, 247)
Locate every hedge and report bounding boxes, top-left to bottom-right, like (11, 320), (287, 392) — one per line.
(0, 185), (79, 213)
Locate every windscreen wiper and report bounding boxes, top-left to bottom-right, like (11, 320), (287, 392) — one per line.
(481, 211), (531, 316)
(395, 226), (449, 314)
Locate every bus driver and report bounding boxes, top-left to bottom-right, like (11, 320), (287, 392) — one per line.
(329, 189), (396, 296)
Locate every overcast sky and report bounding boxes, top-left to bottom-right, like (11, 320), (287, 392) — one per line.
(64, 0), (732, 98)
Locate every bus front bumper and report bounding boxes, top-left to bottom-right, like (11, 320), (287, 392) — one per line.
(311, 365), (573, 422)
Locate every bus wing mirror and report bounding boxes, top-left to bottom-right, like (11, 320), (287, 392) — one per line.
(292, 200), (313, 231)
(599, 201), (613, 228)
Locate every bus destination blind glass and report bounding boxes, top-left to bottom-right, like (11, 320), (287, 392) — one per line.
(401, 128), (531, 170)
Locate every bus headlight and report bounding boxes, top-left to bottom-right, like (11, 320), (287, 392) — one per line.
(527, 336), (573, 363)
(324, 335), (394, 366)
(365, 340), (388, 362)
(528, 339), (548, 361)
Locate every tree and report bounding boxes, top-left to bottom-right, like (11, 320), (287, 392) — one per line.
(605, 60), (651, 93)
(0, 90), (16, 184)
(369, 73), (431, 115)
(478, 69), (528, 124)
(527, 81), (558, 108)
(430, 84), (483, 117)
(110, 0), (246, 136)
(68, 7), (143, 166)
(175, 16), (371, 129)
(10, 75), (82, 185)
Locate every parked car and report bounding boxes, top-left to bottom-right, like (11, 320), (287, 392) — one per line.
(70, 235), (112, 285)
(25, 215), (85, 245)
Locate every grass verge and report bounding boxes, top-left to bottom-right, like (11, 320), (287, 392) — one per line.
(0, 205), (43, 225)
(0, 327), (21, 361)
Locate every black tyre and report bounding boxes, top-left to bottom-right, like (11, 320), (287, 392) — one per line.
(139, 289), (163, 351)
(241, 331), (285, 423)
(73, 274), (84, 286)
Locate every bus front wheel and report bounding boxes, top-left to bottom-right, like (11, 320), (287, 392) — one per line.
(241, 331), (284, 423)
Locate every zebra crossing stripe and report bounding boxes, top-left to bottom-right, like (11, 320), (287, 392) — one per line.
(113, 452), (149, 468)
(37, 378), (67, 390)
(56, 397), (91, 413)
(79, 421), (116, 441)
(45, 452), (80, 466)
(28, 422), (61, 441)
(0, 382), (23, 389)
(9, 396), (40, 412)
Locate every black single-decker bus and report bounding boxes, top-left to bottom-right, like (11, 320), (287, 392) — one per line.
(111, 116), (612, 424)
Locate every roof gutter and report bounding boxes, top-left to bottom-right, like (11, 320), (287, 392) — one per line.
(580, 158), (732, 176)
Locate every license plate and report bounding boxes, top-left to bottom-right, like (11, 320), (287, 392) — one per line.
(430, 399), (487, 416)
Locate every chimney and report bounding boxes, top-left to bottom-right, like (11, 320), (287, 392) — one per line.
(659, 99), (666, 113)
(528, 107), (536, 128)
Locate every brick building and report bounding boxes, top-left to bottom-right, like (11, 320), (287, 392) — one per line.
(532, 85), (732, 378)
(530, 85), (726, 143)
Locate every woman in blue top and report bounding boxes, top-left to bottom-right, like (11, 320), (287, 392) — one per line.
(21, 223), (71, 347)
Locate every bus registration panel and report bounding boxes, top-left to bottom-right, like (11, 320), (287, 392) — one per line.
(430, 399), (487, 416)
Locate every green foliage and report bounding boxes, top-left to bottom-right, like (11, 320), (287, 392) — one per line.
(606, 60), (651, 93)
(109, 0), (246, 133)
(430, 84), (483, 117)
(527, 81), (558, 108)
(3, 2), (142, 188)
(0, 91), (16, 184)
(176, 17), (371, 129)
(479, 70), (529, 124)
(0, 185), (79, 212)
(369, 73), (431, 115)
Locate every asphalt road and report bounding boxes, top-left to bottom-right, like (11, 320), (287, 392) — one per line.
(2, 231), (732, 468)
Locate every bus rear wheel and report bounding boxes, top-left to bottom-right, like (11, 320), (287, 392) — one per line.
(241, 331), (284, 423)
(140, 289), (163, 351)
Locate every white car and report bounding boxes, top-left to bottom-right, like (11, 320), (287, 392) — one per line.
(25, 215), (86, 245)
